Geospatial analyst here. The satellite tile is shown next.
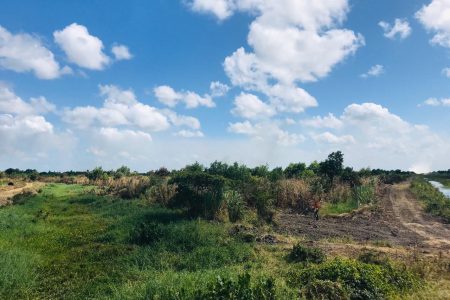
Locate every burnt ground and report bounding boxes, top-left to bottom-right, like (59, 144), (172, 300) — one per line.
(275, 183), (450, 256)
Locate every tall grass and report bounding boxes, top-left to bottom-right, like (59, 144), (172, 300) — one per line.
(410, 178), (450, 223)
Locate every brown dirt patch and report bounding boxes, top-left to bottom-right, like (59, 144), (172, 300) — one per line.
(275, 183), (450, 257)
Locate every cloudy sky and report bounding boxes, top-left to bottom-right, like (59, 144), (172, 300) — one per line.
(1, 0), (450, 172)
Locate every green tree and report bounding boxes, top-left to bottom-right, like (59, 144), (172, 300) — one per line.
(319, 151), (344, 184)
(284, 163), (306, 179)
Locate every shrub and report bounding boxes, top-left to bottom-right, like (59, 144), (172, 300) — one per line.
(147, 181), (177, 206)
(251, 177), (275, 223)
(291, 258), (419, 300)
(357, 251), (389, 266)
(130, 222), (166, 245)
(301, 280), (349, 300)
(196, 273), (276, 300)
(225, 190), (245, 222)
(288, 243), (326, 264)
(86, 167), (108, 182)
(169, 171), (225, 219)
(11, 190), (37, 205)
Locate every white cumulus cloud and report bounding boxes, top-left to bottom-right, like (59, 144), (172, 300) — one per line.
(231, 93), (275, 120)
(153, 85), (215, 108)
(112, 44), (133, 60)
(379, 19), (412, 40)
(416, 0), (450, 48)
(54, 23), (110, 70)
(361, 65), (384, 78)
(0, 25), (70, 79)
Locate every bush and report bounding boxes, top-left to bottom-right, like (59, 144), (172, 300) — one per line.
(288, 244), (326, 264)
(86, 167), (108, 181)
(225, 190), (245, 222)
(11, 190), (37, 205)
(130, 222), (165, 245)
(301, 280), (349, 300)
(147, 181), (177, 205)
(170, 171), (225, 219)
(290, 258), (419, 300)
(196, 273), (276, 300)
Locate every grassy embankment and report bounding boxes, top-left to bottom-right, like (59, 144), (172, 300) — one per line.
(0, 183), (431, 299)
(411, 178), (450, 223)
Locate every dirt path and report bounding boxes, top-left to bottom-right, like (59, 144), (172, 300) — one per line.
(390, 182), (450, 251)
(276, 183), (450, 255)
(0, 182), (37, 206)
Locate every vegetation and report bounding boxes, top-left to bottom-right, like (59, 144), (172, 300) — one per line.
(4, 152), (445, 299)
(410, 178), (450, 223)
(287, 243), (326, 264)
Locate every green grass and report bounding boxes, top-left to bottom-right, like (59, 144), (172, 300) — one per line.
(321, 199), (358, 215)
(411, 178), (450, 223)
(0, 183), (421, 299)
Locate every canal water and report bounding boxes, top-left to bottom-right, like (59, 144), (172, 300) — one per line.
(429, 181), (450, 198)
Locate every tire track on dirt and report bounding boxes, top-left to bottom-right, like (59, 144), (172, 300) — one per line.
(389, 183), (450, 251)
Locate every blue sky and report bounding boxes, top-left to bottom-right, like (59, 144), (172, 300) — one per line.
(0, 0), (450, 172)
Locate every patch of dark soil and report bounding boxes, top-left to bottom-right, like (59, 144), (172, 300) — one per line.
(275, 186), (424, 249)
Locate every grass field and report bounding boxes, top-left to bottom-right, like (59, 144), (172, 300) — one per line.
(0, 183), (435, 299)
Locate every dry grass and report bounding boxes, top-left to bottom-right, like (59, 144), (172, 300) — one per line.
(275, 179), (311, 211)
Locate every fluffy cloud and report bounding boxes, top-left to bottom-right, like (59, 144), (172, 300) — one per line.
(0, 86), (55, 115)
(312, 132), (355, 144)
(175, 130), (204, 138)
(194, 0), (363, 116)
(301, 113), (343, 129)
(63, 85), (203, 138)
(210, 81), (230, 97)
(0, 88), (75, 169)
(63, 85), (171, 131)
(228, 120), (305, 146)
(54, 23), (110, 70)
(231, 93), (275, 119)
(189, 0), (235, 21)
(111, 44), (133, 60)
(0, 25), (70, 79)
(420, 97), (450, 107)
(153, 85), (215, 108)
(416, 0), (450, 48)
(361, 65), (384, 78)
(442, 67), (450, 78)
(305, 103), (450, 171)
(379, 19), (412, 40)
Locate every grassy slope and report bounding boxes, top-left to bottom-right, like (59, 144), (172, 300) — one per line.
(0, 184), (294, 299)
(0, 183), (432, 299)
(411, 178), (450, 223)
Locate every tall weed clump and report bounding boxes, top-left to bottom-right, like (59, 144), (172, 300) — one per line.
(275, 179), (311, 211)
(224, 190), (245, 222)
(169, 171), (225, 219)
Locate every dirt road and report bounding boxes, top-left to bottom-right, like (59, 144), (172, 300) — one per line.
(390, 182), (450, 250)
(276, 183), (450, 255)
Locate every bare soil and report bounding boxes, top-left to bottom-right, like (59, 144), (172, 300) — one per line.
(275, 183), (450, 256)
(0, 182), (38, 206)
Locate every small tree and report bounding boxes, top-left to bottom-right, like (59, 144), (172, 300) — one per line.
(319, 151), (344, 189)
